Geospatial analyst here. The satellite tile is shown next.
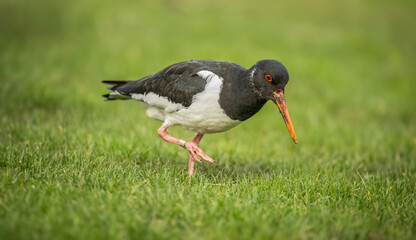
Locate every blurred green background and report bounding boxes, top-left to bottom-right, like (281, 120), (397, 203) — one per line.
(1, 0), (415, 239)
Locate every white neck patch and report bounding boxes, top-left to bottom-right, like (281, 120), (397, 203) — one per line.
(250, 67), (256, 80)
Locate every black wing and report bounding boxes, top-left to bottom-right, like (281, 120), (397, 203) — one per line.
(106, 61), (213, 107)
(103, 60), (248, 107)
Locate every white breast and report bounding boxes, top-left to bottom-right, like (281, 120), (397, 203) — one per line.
(162, 70), (240, 133)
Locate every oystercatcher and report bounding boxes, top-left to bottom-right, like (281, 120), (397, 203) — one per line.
(103, 60), (297, 175)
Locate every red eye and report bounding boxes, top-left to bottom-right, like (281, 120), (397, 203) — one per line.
(265, 74), (272, 82)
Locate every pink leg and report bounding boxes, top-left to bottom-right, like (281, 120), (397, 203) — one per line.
(188, 133), (206, 176)
(158, 124), (215, 176)
(193, 133), (204, 145)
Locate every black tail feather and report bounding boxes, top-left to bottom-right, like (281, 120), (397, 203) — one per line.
(102, 80), (129, 85)
(102, 80), (129, 90)
(102, 80), (132, 100)
(102, 93), (114, 100)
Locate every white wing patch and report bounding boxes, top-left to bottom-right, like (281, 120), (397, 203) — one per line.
(131, 92), (184, 113)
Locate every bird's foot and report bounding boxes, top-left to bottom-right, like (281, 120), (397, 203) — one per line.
(185, 141), (215, 176)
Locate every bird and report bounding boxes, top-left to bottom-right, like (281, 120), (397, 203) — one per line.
(102, 59), (298, 175)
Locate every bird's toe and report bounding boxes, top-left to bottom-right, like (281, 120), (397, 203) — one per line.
(185, 142), (215, 164)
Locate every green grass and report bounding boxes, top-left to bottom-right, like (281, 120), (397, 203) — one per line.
(1, 0), (416, 239)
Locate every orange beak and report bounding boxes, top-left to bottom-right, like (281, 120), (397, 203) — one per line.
(273, 91), (298, 144)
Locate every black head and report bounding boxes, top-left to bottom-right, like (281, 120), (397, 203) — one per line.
(249, 59), (298, 144)
(250, 59), (289, 99)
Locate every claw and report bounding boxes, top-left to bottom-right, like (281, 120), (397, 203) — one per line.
(185, 141), (215, 176)
(185, 141), (215, 164)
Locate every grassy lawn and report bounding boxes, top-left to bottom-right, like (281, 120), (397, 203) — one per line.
(1, 0), (415, 239)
